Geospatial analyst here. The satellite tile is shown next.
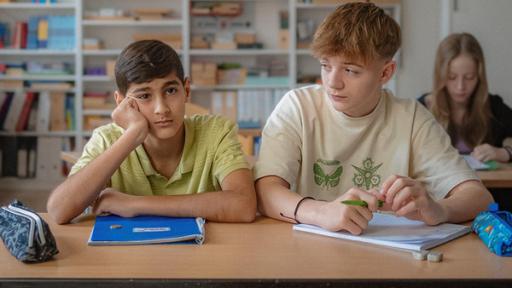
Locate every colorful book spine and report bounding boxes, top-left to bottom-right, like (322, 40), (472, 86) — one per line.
(37, 16), (48, 49)
(27, 16), (39, 49)
(16, 92), (36, 132)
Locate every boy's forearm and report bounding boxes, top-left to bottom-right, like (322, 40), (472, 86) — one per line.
(129, 189), (256, 223)
(256, 176), (306, 223)
(47, 129), (141, 224)
(438, 180), (494, 223)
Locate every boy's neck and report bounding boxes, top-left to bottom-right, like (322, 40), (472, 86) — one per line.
(143, 125), (186, 161)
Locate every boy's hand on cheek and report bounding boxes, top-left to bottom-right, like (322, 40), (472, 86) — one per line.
(111, 97), (148, 143)
(380, 175), (447, 225)
(92, 188), (138, 218)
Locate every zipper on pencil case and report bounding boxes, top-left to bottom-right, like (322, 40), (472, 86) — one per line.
(7, 205), (46, 246)
(1, 207), (36, 248)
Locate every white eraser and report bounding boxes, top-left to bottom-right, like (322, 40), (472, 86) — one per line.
(412, 250), (428, 261)
(427, 251), (443, 262)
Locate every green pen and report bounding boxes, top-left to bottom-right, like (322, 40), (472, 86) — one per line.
(341, 199), (384, 208)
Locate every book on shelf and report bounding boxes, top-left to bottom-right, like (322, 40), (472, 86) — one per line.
(26, 97), (38, 131)
(49, 91), (66, 131)
(15, 92), (36, 132)
(36, 91), (51, 132)
(0, 22), (10, 48)
(0, 92), (14, 129)
(0, 136), (37, 179)
(2, 91), (26, 132)
(293, 212), (471, 252)
(210, 91), (237, 123)
(11, 22), (28, 49)
(37, 16), (48, 49)
(2, 15), (75, 50)
(17, 137), (37, 178)
(88, 215), (206, 246)
(31, 0), (59, 4)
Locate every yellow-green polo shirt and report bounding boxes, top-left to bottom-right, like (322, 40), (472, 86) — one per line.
(69, 115), (250, 195)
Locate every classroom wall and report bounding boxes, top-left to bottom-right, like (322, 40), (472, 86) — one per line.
(452, 0), (512, 107)
(397, 0), (441, 100)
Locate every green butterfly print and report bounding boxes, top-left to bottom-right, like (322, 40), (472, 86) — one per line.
(352, 158), (383, 190)
(313, 160), (343, 189)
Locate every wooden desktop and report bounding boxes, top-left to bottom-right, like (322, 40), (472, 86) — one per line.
(476, 164), (512, 188)
(0, 215), (511, 287)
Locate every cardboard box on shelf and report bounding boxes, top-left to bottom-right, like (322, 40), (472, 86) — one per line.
(191, 62), (217, 86)
(132, 8), (173, 20)
(191, 35), (210, 49)
(217, 67), (247, 85)
(211, 41), (237, 50)
(235, 32), (256, 45)
(212, 3), (242, 16)
(132, 33), (182, 49)
(83, 38), (103, 50)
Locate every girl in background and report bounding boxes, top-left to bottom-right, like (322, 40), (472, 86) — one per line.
(418, 32), (512, 163)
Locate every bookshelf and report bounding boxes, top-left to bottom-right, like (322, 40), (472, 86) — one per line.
(0, 0), (401, 188)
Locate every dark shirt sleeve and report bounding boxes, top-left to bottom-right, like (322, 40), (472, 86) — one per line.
(489, 94), (512, 146)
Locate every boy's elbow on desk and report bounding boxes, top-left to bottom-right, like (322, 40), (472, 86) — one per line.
(47, 188), (82, 225)
(218, 192), (257, 223)
(46, 202), (73, 225)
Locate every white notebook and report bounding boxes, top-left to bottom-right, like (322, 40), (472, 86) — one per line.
(463, 155), (490, 170)
(293, 213), (471, 251)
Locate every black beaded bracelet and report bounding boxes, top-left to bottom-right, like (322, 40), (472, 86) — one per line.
(504, 146), (512, 162)
(293, 196), (315, 224)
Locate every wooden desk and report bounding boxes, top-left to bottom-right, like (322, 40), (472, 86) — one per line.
(1, 215), (511, 287)
(477, 164), (512, 188)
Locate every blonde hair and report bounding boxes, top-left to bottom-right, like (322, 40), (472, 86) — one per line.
(431, 33), (491, 148)
(310, 2), (401, 64)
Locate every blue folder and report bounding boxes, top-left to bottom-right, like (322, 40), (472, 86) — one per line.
(88, 215), (205, 246)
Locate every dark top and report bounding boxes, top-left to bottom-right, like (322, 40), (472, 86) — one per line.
(417, 93), (512, 147)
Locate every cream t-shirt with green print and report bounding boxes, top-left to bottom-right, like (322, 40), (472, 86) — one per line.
(254, 85), (479, 201)
(70, 115), (250, 196)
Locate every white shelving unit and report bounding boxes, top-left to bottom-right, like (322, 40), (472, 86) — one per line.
(82, 19), (183, 27)
(0, 0), (401, 187)
(0, 2), (75, 9)
(189, 49), (288, 56)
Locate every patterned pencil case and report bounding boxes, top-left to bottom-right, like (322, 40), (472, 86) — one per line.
(472, 203), (512, 257)
(0, 200), (59, 263)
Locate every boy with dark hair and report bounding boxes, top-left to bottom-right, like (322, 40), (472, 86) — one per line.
(48, 40), (256, 224)
(254, 2), (493, 234)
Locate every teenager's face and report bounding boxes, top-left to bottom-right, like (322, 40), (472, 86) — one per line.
(125, 72), (190, 140)
(320, 54), (395, 117)
(446, 53), (479, 107)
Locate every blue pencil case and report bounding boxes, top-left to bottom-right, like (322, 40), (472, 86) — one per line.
(472, 203), (512, 256)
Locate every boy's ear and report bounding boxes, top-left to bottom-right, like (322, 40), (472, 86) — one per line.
(380, 60), (397, 84)
(183, 77), (191, 103)
(114, 90), (124, 105)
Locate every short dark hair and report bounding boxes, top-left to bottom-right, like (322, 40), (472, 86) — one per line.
(115, 40), (184, 95)
(311, 2), (401, 64)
